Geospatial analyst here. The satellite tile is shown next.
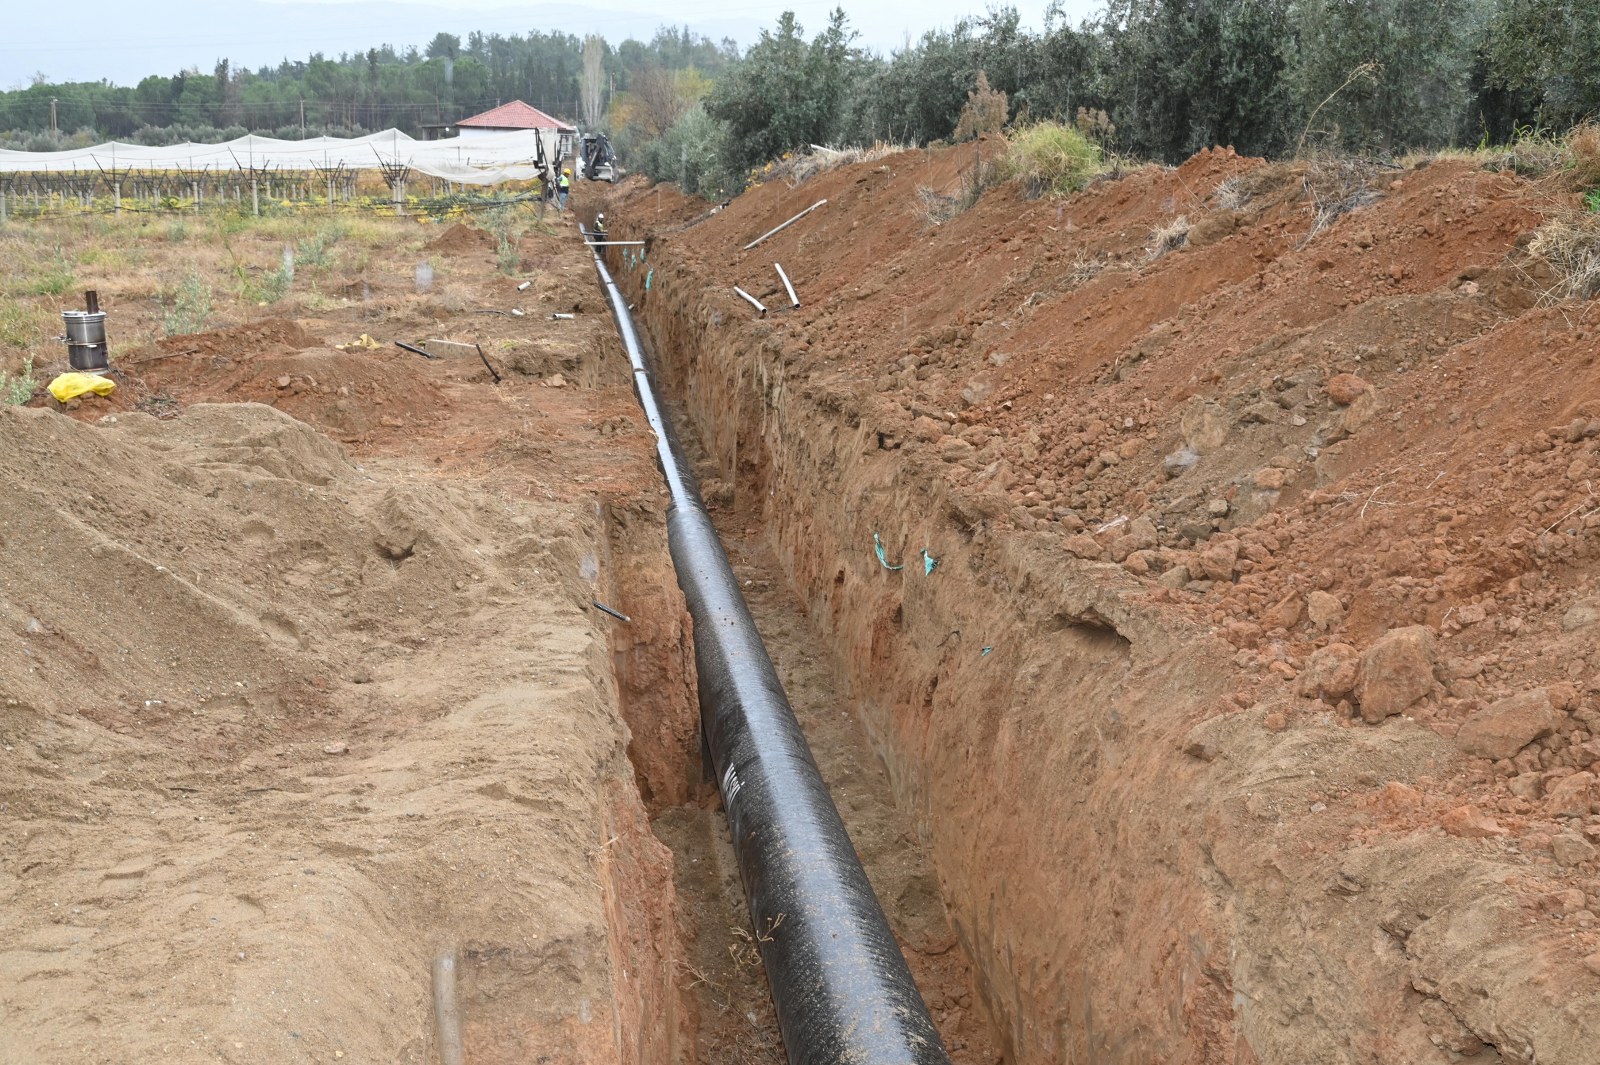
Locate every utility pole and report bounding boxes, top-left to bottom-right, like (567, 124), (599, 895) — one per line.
(49, 97), (57, 137)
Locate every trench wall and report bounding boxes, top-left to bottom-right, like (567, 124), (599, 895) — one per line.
(627, 253), (1251, 1064)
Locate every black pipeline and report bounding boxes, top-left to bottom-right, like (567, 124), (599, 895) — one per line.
(583, 229), (952, 1065)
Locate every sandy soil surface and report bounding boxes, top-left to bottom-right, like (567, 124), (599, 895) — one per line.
(607, 139), (1600, 1063)
(0, 206), (685, 1065)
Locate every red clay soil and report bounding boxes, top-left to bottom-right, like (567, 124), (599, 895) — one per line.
(605, 141), (1600, 1064)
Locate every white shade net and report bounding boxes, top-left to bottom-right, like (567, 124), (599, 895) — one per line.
(0, 128), (564, 185)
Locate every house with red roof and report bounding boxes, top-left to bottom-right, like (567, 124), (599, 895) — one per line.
(457, 101), (576, 141)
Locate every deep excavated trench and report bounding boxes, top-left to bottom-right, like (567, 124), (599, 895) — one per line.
(587, 235), (995, 1065)
(597, 227), (1235, 1065)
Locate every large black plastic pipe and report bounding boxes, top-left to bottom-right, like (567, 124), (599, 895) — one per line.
(585, 232), (951, 1065)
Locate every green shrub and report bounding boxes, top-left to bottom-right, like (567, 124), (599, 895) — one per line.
(0, 357), (38, 405)
(295, 224), (345, 268)
(1001, 122), (1105, 197)
(163, 269), (213, 336)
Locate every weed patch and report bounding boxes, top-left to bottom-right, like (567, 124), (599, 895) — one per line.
(163, 269), (213, 335)
(0, 356), (38, 405)
(0, 303), (52, 349)
(1001, 122), (1105, 198)
(295, 224), (346, 269)
(24, 248), (75, 296)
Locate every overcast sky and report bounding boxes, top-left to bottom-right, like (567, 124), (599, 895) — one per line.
(3, 0), (1104, 89)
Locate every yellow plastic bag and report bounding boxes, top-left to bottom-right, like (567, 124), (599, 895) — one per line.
(48, 372), (115, 403)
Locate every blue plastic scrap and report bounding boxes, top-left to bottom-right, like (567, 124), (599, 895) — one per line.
(873, 533), (904, 571)
(922, 549), (938, 576)
(981, 646), (993, 657)
(645, 268), (654, 291)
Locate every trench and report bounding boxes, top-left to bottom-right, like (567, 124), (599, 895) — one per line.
(592, 251), (1002, 1065)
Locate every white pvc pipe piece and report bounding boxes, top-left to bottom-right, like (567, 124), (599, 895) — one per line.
(585, 240), (646, 246)
(733, 286), (767, 314)
(743, 199), (827, 251)
(774, 263), (800, 308)
(432, 951), (464, 1065)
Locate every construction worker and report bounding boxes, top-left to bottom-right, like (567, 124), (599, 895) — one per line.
(592, 213), (607, 239)
(557, 168), (572, 211)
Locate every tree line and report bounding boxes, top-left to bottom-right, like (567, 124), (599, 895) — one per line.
(0, 27), (732, 149)
(660, 0), (1600, 197)
(3, 2), (1597, 198)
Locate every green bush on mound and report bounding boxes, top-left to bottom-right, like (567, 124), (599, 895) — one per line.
(1002, 123), (1105, 197)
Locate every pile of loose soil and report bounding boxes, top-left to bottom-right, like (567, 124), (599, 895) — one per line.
(0, 399), (671, 1064)
(116, 319), (447, 440)
(425, 222), (494, 256)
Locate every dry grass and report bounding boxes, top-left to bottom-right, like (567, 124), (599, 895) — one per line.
(1525, 212), (1600, 302)
(1147, 215), (1191, 260)
(1300, 156), (1383, 245)
(1568, 122), (1600, 191)
(768, 142), (910, 189)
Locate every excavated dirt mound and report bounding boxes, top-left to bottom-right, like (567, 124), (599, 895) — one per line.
(116, 319), (446, 440)
(425, 222), (495, 256)
(0, 401), (673, 1065)
(609, 143), (1600, 1064)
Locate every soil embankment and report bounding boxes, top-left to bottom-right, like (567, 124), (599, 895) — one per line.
(607, 144), (1600, 1064)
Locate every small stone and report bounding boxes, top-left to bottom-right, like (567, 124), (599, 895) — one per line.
(1455, 690), (1562, 760)
(1508, 772), (1543, 801)
(1306, 590), (1344, 631)
(1355, 626), (1436, 722)
(1252, 467), (1287, 491)
(1163, 447), (1199, 477)
(1297, 643), (1360, 700)
(1584, 952), (1600, 976)
(1156, 565), (1190, 589)
(1206, 498), (1230, 517)
(1326, 373), (1369, 406)
(1542, 888), (1588, 915)
(544, 373), (567, 388)
(939, 437), (976, 463)
(1063, 534), (1104, 560)
(275, 375), (293, 389)
(1261, 593), (1303, 632)
(1545, 772), (1596, 818)
(1553, 831), (1597, 866)
(1263, 710), (1288, 732)
(1194, 538), (1241, 581)
(322, 742), (349, 755)
(1441, 804), (1509, 838)
(959, 374), (995, 407)
(1563, 600), (1600, 631)
(1181, 400), (1228, 452)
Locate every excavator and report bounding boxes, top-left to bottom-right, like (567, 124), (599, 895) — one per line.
(578, 132), (620, 183)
